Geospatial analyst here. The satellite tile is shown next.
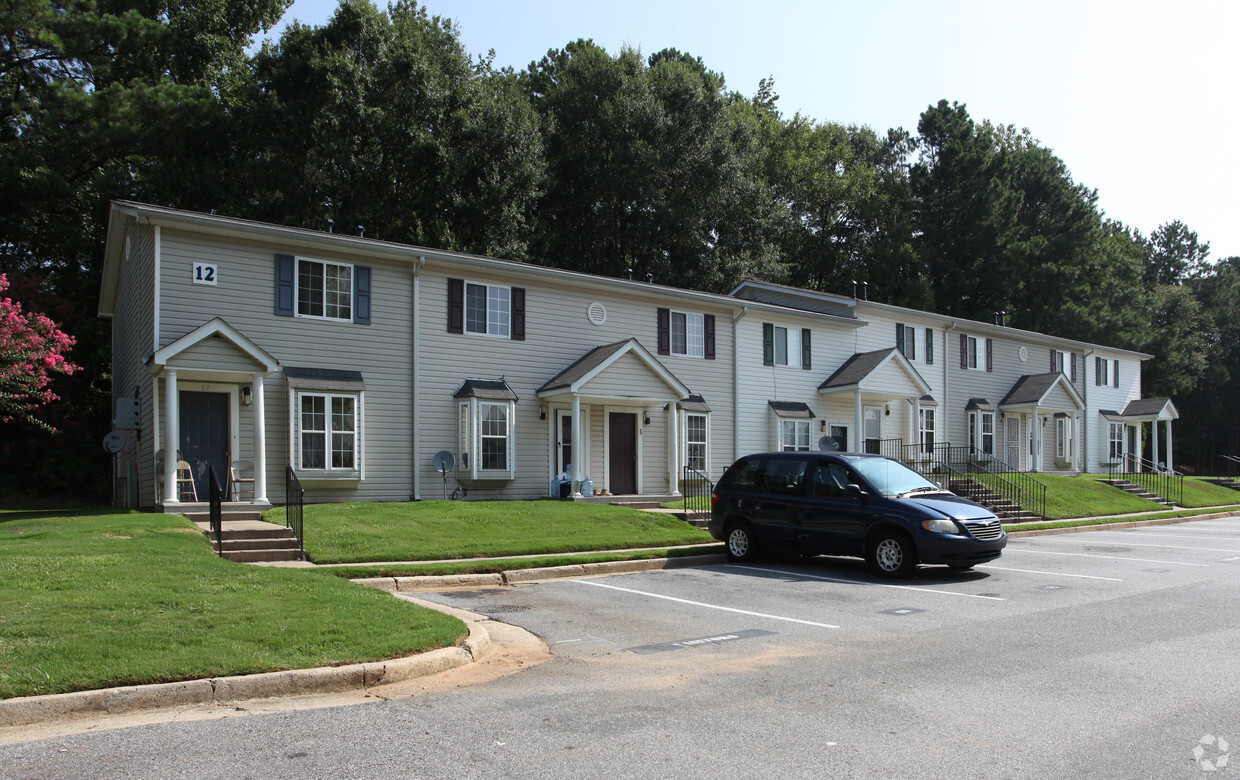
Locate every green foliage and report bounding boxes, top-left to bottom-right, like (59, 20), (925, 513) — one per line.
(0, 509), (465, 699)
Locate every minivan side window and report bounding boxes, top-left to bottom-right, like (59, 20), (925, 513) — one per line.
(811, 462), (854, 498)
(764, 458), (809, 496)
(721, 457), (766, 490)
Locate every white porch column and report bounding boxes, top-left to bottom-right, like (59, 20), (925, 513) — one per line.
(853, 391), (863, 454)
(163, 370), (180, 504)
(913, 398), (922, 454)
(1165, 419), (1174, 471)
(1152, 419), (1160, 471)
(668, 404), (680, 496)
(571, 394), (582, 497)
(1032, 411), (1042, 472)
(252, 375), (268, 502)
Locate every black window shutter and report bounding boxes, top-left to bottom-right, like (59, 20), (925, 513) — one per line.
(985, 338), (993, 372)
(959, 334), (968, 369)
(801, 328), (811, 370)
(511, 287), (525, 340)
(353, 265), (371, 325)
(704, 314), (716, 360)
(1070, 354), (1077, 382)
(275, 254), (295, 316)
(925, 328), (934, 364)
(763, 323), (775, 366)
(1114, 360), (1119, 388)
(657, 308), (670, 355)
(1094, 356), (1101, 386)
(447, 278), (464, 333)
(1050, 349), (1056, 372)
(896, 324), (905, 355)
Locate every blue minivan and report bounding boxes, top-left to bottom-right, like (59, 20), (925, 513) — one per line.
(709, 452), (1007, 577)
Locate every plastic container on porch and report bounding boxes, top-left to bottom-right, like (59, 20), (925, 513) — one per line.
(581, 477), (594, 496)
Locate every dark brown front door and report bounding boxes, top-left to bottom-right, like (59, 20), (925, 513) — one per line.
(609, 413), (637, 494)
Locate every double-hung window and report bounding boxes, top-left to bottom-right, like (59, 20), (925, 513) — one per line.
(896, 324), (916, 360)
(1108, 422), (1124, 461)
(1056, 417), (1073, 461)
(670, 312), (705, 358)
(919, 408), (936, 453)
(1096, 356), (1110, 386)
(466, 282), (510, 337)
(763, 324), (811, 369)
(287, 367), (366, 480)
(298, 259), (352, 320)
(970, 410), (995, 455)
(455, 379), (518, 481)
(780, 419), (811, 451)
(685, 413), (708, 471)
(960, 335), (990, 371)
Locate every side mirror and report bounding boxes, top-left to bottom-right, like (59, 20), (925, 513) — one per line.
(845, 483), (868, 501)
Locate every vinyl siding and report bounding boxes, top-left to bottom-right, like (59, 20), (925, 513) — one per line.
(111, 223), (157, 506)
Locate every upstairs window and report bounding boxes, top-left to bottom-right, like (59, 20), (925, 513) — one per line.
(276, 255), (371, 324)
(657, 309), (715, 359)
(1095, 356), (1110, 386)
(896, 324), (916, 360)
(763, 324), (812, 370)
(960, 335), (991, 372)
(448, 279), (525, 340)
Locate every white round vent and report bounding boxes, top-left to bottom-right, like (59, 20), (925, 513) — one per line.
(1019, 346), (1029, 362)
(587, 302), (607, 326)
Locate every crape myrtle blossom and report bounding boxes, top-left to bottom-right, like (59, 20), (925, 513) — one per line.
(0, 274), (80, 431)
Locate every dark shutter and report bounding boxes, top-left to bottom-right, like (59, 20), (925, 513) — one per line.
(704, 314), (716, 360)
(763, 323), (775, 366)
(1070, 354), (1077, 382)
(1114, 360), (1119, 388)
(985, 338), (993, 372)
(801, 328), (812, 370)
(657, 308), (670, 355)
(896, 324), (905, 356)
(447, 278), (464, 333)
(925, 328), (934, 364)
(1050, 349), (1056, 372)
(1095, 356), (1101, 386)
(352, 265), (371, 325)
(275, 254), (295, 317)
(960, 334), (968, 369)
(511, 287), (525, 341)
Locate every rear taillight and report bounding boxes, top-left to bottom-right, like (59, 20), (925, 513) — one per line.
(711, 491), (719, 509)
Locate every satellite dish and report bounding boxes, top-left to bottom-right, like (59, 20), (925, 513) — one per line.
(432, 450), (456, 473)
(818, 436), (838, 452)
(102, 431), (127, 454)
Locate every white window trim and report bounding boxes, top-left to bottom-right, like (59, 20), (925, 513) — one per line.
(464, 281), (512, 338)
(295, 256), (354, 322)
(1055, 417), (1074, 461)
(778, 418), (812, 451)
(458, 397), (517, 479)
(919, 408), (936, 453)
(965, 336), (988, 371)
(290, 389), (364, 480)
(669, 310), (705, 358)
(970, 410), (996, 455)
(682, 410), (710, 472)
(1107, 422), (1125, 462)
(898, 323), (917, 361)
(773, 326), (802, 369)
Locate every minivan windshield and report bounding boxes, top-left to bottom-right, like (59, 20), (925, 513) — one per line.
(849, 457), (944, 498)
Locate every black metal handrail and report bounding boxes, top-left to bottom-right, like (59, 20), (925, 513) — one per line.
(285, 466), (305, 557)
(681, 465), (714, 526)
(904, 443), (1047, 519)
(1108, 456), (1183, 507)
(1219, 454), (1240, 478)
(207, 465), (224, 557)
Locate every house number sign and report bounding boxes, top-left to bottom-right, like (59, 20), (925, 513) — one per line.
(192, 262), (218, 285)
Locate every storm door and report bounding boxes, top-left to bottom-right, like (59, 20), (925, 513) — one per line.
(180, 391), (230, 500)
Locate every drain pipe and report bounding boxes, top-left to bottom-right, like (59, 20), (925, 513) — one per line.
(1082, 348), (1094, 473)
(945, 322), (957, 448)
(412, 255), (426, 500)
(732, 306), (749, 463)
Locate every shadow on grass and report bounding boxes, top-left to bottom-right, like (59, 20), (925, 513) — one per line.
(0, 503), (132, 523)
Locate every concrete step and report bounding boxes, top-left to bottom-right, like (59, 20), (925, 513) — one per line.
(184, 511), (266, 523)
(219, 548), (305, 563)
(215, 536), (300, 552)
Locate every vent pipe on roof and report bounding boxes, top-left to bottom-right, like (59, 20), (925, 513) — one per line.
(851, 280), (857, 299)
(355, 225), (365, 237)
(326, 218), (334, 233)
(646, 273), (654, 284)
(860, 281), (868, 301)
(1000, 311), (1007, 327)
(626, 268), (633, 281)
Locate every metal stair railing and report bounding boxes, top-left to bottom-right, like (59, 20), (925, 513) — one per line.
(905, 444), (1046, 520)
(681, 465), (714, 526)
(207, 465), (224, 557)
(1108, 456), (1183, 507)
(1219, 455), (1240, 479)
(285, 466), (305, 558)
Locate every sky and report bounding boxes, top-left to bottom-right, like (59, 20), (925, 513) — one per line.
(259, 0), (1240, 261)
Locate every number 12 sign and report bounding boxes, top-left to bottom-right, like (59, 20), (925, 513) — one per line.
(193, 263), (218, 285)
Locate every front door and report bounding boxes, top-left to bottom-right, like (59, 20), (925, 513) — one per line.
(863, 406), (882, 454)
(1006, 417), (1021, 468)
(609, 413), (637, 494)
(555, 410), (573, 478)
(180, 391), (230, 499)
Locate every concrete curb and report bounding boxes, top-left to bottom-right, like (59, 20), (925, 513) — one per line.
(359, 553), (732, 592)
(1007, 509), (1240, 538)
(0, 609), (492, 730)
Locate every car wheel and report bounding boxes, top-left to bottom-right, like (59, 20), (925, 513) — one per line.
(869, 531), (917, 578)
(725, 520), (759, 563)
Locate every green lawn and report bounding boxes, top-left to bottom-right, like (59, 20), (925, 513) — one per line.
(277, 500), (714, 564)
(0, 510), (465, 700)
(1178, 478), (1240, 508)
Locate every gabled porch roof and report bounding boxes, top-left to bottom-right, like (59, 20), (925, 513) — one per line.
(1121, 397), (1179, 421)
(998, 372), (1084, 411)
(817, 348), (932, 398)
(536, 338), (690, 402)
(148, 317), (279, 375)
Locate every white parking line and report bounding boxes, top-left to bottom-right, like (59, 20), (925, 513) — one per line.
(570, 579), (841, 629)
(726, 564), (1006, 601)
(1031, 538), (1240, 554)
(1089, 531), (1240, 542)
(1005, 548), (1210, 566)
(976, 565), (1123, 582)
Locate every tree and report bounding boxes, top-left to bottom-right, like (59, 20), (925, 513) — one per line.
(1146, 220), (1212, 286)
(0, 274), (79, 430)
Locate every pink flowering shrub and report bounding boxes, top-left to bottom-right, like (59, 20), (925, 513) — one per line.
(0, 274), (80, 431)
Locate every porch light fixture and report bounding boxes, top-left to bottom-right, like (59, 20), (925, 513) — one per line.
(539, 405), (546, 420)
(242, 386), (252, 405)
(643, 413), (651, 426)
(820, 419), (827, 432)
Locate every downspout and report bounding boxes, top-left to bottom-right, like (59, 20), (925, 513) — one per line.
(732, 305), (748, 463)
(412, 256), (425, 500)
(945, 322), (957, 448)
(1082, 348), (1094, 474)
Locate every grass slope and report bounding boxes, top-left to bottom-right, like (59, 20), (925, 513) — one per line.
(0, 510), (464, 700)
(280, 500), (714, 564)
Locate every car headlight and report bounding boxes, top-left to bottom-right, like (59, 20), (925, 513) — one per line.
(921, 517), (959, 534)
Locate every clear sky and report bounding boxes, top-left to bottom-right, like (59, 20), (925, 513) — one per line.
(260, 0), (1240, 261)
